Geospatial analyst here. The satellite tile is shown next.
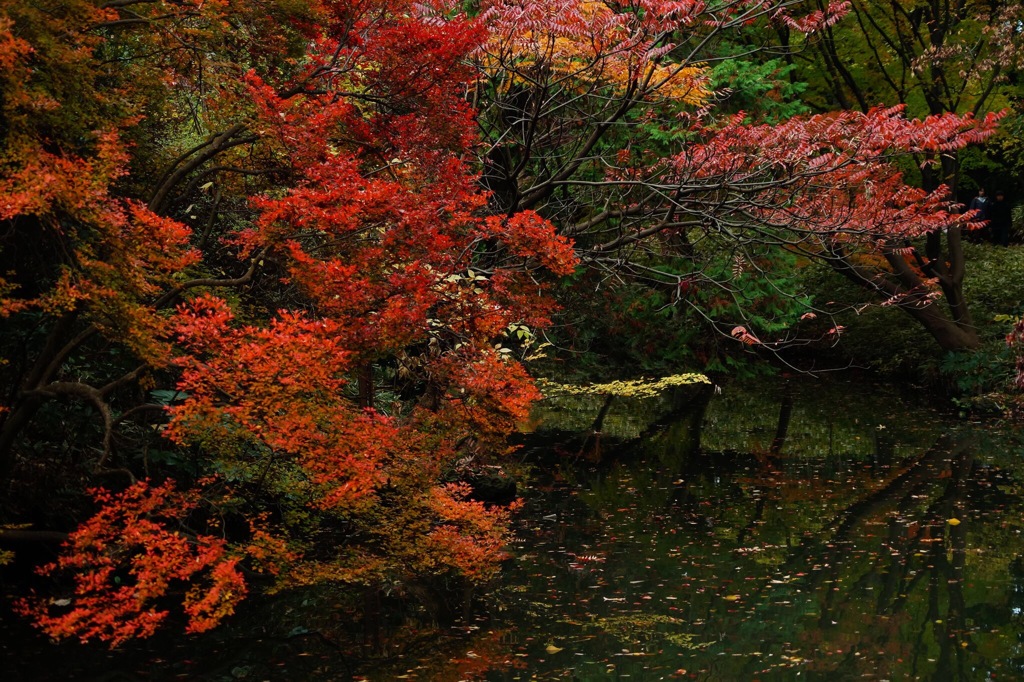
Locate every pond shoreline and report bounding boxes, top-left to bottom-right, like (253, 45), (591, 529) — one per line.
(4, 373), (1023, 681)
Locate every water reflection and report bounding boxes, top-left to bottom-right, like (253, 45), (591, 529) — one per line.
(8, 379), (1022, 680)
(429, 378), (1024, 681)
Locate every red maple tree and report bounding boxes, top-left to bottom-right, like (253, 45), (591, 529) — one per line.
(475, 0), (1001, 351)
(2, 0), (573, 645)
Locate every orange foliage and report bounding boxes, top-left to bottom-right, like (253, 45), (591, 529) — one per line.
(479, 0), (710, 103)
(14, 481), (258, 646)
(4, 0), (576, 647)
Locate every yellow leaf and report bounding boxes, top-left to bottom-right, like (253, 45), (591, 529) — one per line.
(545, 644), (563, 654)
(947, 518), (961, 526)
(723, 595), (741, 602)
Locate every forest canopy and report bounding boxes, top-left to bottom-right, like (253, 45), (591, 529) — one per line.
(0, 0), (1018, 646)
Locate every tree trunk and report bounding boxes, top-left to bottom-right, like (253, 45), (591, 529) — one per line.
(357, 363), (374, 410)
(901, 301), (980, 351)
(828, 229), (980, 353)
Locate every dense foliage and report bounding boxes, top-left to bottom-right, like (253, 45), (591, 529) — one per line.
(0, 0), (1018, 647)
(1, 0), (575, 645)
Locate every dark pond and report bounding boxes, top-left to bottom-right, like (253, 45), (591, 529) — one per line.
(4, 375), (1024, 681)
(390, 376), (1024, 681)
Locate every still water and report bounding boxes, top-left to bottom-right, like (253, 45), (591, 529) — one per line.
(6, 376), (1024, 681)
(393, 377), (1024, 681)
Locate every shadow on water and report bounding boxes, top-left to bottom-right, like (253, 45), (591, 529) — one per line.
(420, 377), (1024, 681)
(5, 377), (1024, 680)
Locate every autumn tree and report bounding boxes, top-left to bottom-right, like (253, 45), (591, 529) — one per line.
(473, 0), (1004, 353)
(1, 0), (574, 645)
(773, 0), (1024, 348)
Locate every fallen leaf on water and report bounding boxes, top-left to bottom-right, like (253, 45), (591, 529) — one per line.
(947, 518), (961, 526)
(545, 645), (563, 654)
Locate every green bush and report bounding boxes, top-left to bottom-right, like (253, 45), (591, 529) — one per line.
(960, 241), (1024, 328)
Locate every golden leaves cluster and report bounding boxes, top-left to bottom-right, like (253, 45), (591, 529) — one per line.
(537, 372), (710, 398)
(479, 0), (709, 104)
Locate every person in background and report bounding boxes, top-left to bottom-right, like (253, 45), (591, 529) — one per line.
(969, 187), (991, 218)
(989, 189), (1012, 247)
(969, 187), (992, 242)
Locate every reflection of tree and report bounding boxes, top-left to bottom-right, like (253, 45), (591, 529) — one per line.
(769, 381), (794, 456)
(735, 432), (1019, 680)
(601, 383), (715, 466)
(507, 382), (1024, 680)
(522, 383), (713, 466)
